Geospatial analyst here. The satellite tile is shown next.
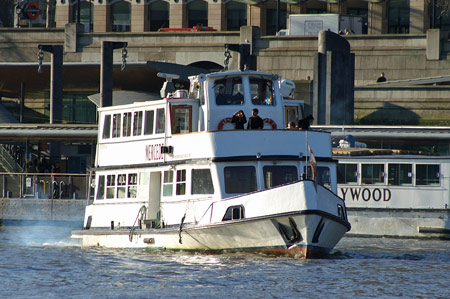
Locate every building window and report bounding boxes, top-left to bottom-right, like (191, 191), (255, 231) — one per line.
(388, 0), (410, 34)
(72, 2), (94, 32)
(111, 1), (131, 32)
(188, 0), (208, 28)
(337, 163), (357, 184)
(224, 166), (257, 194)
(388, 163), (412, 186)
(429, 1), (450, 30)
(416, 164), (440, 186)
(347, 7), (368, 34)
(263, 166), (297, 188)
(45, 92), (97, 124)
(226, 1), (246, 31)
(191, 169), (214, 194)
(266, 8), (287, 35)
(150, 1), (169, 31)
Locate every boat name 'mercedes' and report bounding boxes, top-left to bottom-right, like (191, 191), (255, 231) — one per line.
(339, 187), (391, 202)
(145, 143), (164, 161)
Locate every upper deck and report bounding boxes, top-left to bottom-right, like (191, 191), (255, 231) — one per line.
(95, 70), (331, 168)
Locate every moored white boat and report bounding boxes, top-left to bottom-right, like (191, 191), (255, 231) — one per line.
(72, 65), (350, 258)
(334, 147), (450, 239)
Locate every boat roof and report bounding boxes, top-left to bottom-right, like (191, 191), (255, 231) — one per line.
(205, 70), (278, 79)
(332, 148), (435, 157)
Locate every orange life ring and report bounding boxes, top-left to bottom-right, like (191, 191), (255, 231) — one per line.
(218, 117), (232, 130)
(26, 2), (40, 19)
(263, 118), (277, 129)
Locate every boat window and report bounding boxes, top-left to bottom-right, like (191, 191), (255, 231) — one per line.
(156, 108), (165, 134)
(163, 170), (173, 196)
(388, 163), (412, 186)
(117, 174), (127, 198)
(128, 173), (137, 198)
(416, 164), (440, 186)
(224, 166), (257, 194)
(176, 169), (186, 195)
(361, 164), (385, 185)
(106, 174), (116, 199)
(303, 166), (331, 189)
(222, 205), (245, 221)
(191, 169), (214, 194)
(102, 115), (111, 139)
(112, 113), (121, 138)
(123, 112), (132, 137)
(96, 175), (105, 200)
(249, 78), (275, 106)
(285, 106), (299, 128)
(144, 110), (154, 135)
(171, 106), (192, 134)
(337, 163), (357, 184)
(214, 77), (244, 105)
(263, 166), (297, 188)
(133, 111), (143, 136)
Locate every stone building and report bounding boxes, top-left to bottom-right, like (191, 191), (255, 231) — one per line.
(16, 0), (450, 36)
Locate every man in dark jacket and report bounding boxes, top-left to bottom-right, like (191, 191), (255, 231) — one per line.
(247, 108), (264, 129)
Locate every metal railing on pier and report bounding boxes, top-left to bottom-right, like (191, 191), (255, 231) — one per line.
(0, 172), (92, 200)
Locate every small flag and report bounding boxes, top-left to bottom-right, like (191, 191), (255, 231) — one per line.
(309, 145), (316, 181)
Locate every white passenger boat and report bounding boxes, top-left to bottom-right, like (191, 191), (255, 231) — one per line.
(334, 147), (450, 239)
(72, 69), (350, 258)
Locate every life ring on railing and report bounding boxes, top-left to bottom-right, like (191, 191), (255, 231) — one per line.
(218, 117), (232, 130)
(263, 118), (277, 129)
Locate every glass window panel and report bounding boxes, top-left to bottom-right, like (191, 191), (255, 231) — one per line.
(123, 112), (132, 137)
(416, 164), (440, 186)
(163, 170), (173, 196)
(111, 1), (131, 32)
(96, 175), (105, 200)
(191, 169), (214, 194)
(226, 1), (247, 31)
(133, 111), (143, 136)
(317, 166), (331, 189)
(112, 113), (121, 138)
(388, 163), (412, 186)
(361, 164), (385, 185)
(224, 166), (257, 193)
(266, 8), (287, 35)
(176, 169), (186, 195)
(106, 174), (116, 199)
(144, 110), (154, 135)
(263, 166), (297, 188)
(337, 163), (357, 184)
(156, 108), (165, 134)
(103, 115), (111, 139)
(214, 77), (244, 105)
(188, 0), (208, 28)
(249, 78), (275, 106)
(150, 1), (169, 31)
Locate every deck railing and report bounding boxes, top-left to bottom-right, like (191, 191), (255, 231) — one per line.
(0, 172), (92, 200)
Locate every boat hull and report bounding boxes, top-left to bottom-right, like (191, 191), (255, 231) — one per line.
(72, 211), (349, 258)
(346, 208), (450, 239)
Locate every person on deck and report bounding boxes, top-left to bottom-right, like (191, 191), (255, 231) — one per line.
(231, 110), (247, 129)
(247, 108), (264, 130)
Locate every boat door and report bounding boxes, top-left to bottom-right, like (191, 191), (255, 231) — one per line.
(147, 171), (162, 227)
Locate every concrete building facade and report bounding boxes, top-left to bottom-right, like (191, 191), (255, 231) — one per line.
(16, 0), (448, 36)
